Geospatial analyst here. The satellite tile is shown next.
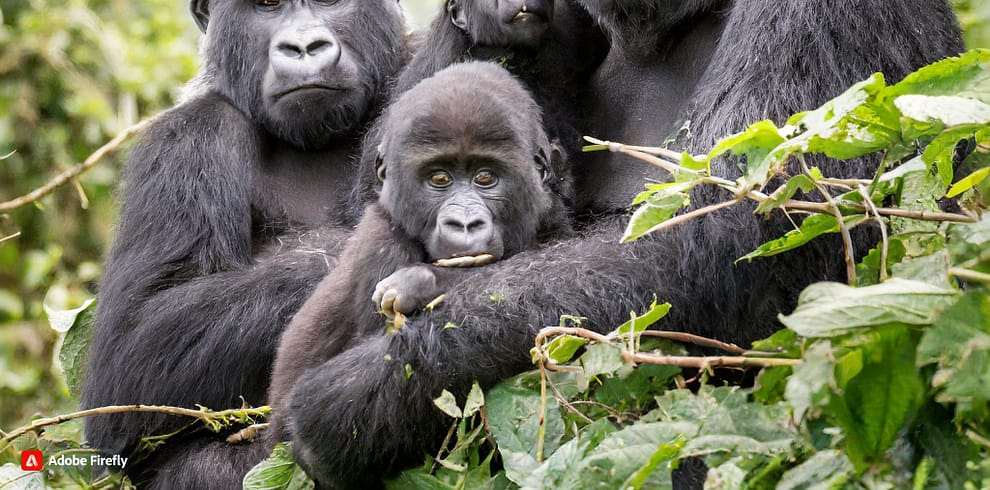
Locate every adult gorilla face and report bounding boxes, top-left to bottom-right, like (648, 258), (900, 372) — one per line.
(192, 0), (404, 150)
(448, 0), (555, 47)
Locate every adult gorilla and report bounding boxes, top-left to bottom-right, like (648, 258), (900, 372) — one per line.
(285, 0), (964, 487)
(80, 0), (405, 487)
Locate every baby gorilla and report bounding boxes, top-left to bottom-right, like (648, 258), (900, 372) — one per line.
(268, 61), (569, 456)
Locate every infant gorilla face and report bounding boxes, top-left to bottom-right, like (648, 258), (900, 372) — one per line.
(376, 62), (555, 264)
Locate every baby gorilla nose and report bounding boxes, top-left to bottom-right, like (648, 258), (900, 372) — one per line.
(434, 205), (496, 259)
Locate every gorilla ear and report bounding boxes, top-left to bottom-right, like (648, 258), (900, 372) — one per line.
(535, 141), (565, 187)
(190, 0), (209, 34)
(446, 0), (469, 32)
(375, 151), (387, 182)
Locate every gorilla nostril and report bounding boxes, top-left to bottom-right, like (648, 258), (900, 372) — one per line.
(466, 219), (489, 233)
(306, 39), (333, 55)
(276, 43), (304, 59)
(441, 217), (466, 231)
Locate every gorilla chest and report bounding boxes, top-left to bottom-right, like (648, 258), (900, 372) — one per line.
(251, 146), (357, 228)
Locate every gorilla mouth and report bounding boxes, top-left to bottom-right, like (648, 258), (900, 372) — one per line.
(274, 84), (344, 101)
(434, 254), (496, 268)
(511, 4), (549, 24)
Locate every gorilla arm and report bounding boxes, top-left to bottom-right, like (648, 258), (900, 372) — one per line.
(81, 93), (342, 455)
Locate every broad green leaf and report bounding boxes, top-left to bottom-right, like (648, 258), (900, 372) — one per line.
(513, 419), (617, 489)
(886, 49), (990, 104)
(779, 279), (959, 337)
(486, 373), (564, 467)
(781, 74), (900, 160)
(785, 342), (837, 422)
(434, 390), (463, 419)
(917, 292), (990, 425)
(620, 436), (685, 490)
(947, 165), (990, 197)
(826, 327), (925, 469)
(543, 335), (588, 365)
(580, 343), (626, 381)
(581, 423), (689, 488)
(243, 443), (315, 490)
(55, 298), (97, 399)
(738, 214), (868, 262)
(776, 450), (853, 490)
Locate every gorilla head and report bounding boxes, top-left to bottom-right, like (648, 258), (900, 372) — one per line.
(375, 61), (559, 263)
(446, 0), (555, 48)
(190, 0), (404, 149)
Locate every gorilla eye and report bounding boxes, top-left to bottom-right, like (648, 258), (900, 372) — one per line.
(429, 171), (453, 188)
(473, 170), (498, 188)
(256, 0), (280, 7)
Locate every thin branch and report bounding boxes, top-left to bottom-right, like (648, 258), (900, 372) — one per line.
(0, 120), (149, 213)
(534, 326), (800, 371)
(226, 423), (269, 444)
(1, 404), (270, 449)
(0, 232), (21, 245)
(859, 185), (889, 281)
(635, 330), (781, 356)
(949, 267), (990, 284)
(800, 155), (856, 285)
(584, 136), (698, 176)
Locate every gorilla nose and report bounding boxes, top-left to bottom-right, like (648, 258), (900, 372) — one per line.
(270, 27), (341, 78)
(437, 210), (494, 256)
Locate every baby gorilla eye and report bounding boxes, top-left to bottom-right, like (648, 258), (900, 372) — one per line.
(429, 171), (453, 188)
(257, 0), (280, 7)
(473, 170), (498, 188)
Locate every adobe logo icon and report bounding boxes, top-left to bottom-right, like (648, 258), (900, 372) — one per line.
(21, 450), (43, 471)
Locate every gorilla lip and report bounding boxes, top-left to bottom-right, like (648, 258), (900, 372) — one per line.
(273, 84), (343, 100)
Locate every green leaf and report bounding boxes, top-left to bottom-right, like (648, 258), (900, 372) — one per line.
(580, 343), (626, 381)
(55, 298), (97, 399)
(754, 174), (818, 215)
(612, 299), (671, 337)
(779, 279), (959, 337)
(45, 297), (95, 333)
(947, 165), (990, 198)
(434, 390), (463, 419)
(543, 335), (588, 365)
(738, 214), (868, 262)
(826, 327), (925, 469)
(463, 381), (485, 418)
(706, 119), (786, 189)
(622, 193), (690, 242)
(894, 95), (990, 126)
(243, 443), (315, 490)
(785, 342), (837, 422)
(487, 372), (564, 479)
(775, 450), (853, 490)
(886, 49), (990, 104)
(920, 124), (989, 186)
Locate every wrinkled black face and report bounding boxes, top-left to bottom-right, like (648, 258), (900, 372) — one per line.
(449, 0), (555, 48)
(198, 0), (404, 150)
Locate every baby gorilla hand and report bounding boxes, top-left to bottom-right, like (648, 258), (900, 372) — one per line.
(372, 265), (443, 317)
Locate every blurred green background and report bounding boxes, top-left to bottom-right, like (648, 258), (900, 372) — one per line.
(0, 0), (985, 430)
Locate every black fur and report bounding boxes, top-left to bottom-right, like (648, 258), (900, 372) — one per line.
(80, 1), (406, 487)
(271, 64), (569, 488)
(285, 0), (964, 486)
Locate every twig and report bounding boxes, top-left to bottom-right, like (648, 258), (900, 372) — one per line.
(226, 423), (269, 444)
(584, 136), (698, 177)
(534, 327), (800, 370)
(949, 267), (990, 284)
(0, 232), (21, 244)
(0, 404), (270, 449)
(635, 330), (780, 356)
(800, 156), (856, 285)
(0, 120), (149, 213)
(859, 185), (889, 281)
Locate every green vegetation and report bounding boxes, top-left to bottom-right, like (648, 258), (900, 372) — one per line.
(1, 2), (988, 488)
